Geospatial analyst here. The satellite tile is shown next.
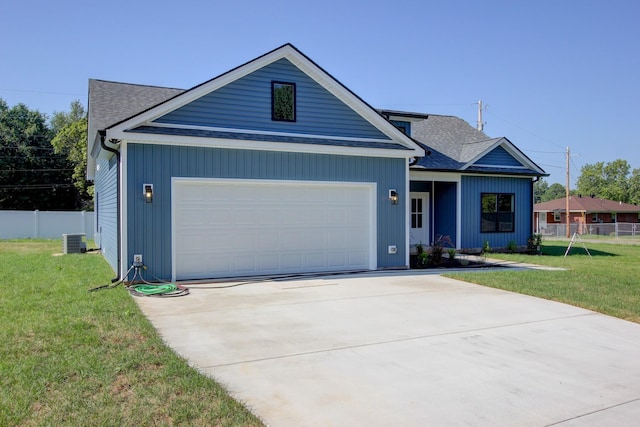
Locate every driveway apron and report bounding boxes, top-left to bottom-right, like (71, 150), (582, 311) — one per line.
(135, 272), (640, 426)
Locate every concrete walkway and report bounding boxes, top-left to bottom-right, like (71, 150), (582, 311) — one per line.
(136, 271), (640, 426)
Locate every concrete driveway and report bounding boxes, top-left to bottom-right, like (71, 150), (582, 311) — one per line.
(136, 271), (640, 426)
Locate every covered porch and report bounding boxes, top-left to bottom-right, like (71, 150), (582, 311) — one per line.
(409, 172), (460, 254)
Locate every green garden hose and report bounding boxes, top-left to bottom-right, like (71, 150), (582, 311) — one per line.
(128, 283), (189, 297)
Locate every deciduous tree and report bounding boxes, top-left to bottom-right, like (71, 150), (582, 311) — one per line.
(575, 160), (633, 203)
(534, 179), (566, 203)
(0, 99), (76, 209)
(51, 101), (91, 209)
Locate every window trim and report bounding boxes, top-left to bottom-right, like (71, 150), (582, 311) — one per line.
(271, 81), (296, 122)
(481, 192), (515, 233)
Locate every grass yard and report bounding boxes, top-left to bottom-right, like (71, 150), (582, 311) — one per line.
(447, 240), (640, 323)
(0, 240), (263, 427)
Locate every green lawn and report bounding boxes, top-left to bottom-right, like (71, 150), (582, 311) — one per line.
(447, 240), (640, 323)
(0, 240), (263, 427)
(3, 239), (639, 425)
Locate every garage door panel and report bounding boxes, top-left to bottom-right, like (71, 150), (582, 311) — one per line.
(350, 251), (369, 266)
(281, 231), (305, 250)
(326, 253), (346, 267)
(233, 208), (255, 225)
(325, 229), (348, 248)
(282, 253), (304, 270)
(303, 209), (324, 225)
(258, 208), (282, 225)
(174, 180), (374, 279)
(259, 254), (281, 271)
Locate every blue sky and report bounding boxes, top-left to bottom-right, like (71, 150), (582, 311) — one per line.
(1, 0), (638, 185)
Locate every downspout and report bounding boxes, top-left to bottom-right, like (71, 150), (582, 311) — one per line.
(532, 176), (541, 234)
(99, 130), (121, 282)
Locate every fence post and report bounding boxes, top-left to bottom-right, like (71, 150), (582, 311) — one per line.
(33, 210), (39, 238)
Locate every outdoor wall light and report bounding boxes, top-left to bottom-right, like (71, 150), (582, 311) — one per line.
(389, 189), (398, 205)
(143, 184), (153, 203)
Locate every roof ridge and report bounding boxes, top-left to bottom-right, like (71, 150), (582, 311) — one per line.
(463, 137), (502, 145)
(89, 78), (186, 92)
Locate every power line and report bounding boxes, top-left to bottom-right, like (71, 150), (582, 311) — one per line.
(484, 109), (566, 151)
(537, 163), (564, 170)
(0, 88), (84, 96)
(0, 168), (74, 172)
(0, 184), (75, 190)
(0, 147), (57, 151)
(524, 149), (565, 154)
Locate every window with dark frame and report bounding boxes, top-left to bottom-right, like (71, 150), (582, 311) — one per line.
(481, 193), (514, 233)
(271, 81), (296, 122)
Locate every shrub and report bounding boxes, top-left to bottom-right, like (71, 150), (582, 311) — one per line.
(430, 235), (453, 266)
(527, 233), (542, 254)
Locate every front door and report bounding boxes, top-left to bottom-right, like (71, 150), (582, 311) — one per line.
(410, 192), (429, 246)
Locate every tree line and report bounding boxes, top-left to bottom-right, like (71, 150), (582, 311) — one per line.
(0, 99), (89, 210)
(535, 159), (640, 205)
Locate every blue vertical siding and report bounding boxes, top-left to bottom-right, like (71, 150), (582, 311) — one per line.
(434, 182), (457, 245)
(95, 155), (119, 273)
(126, 143), (407, 279)
(460, 175), (533, 249)
(154, 58), (389, 140)
(476, 146), (522, 167)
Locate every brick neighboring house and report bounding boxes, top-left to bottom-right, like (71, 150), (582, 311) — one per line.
(534, 196), (640, 234)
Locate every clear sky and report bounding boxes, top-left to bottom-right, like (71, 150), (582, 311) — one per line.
(1, 0), (638, 185)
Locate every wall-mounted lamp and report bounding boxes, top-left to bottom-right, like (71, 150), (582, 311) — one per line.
(143, 184), (153, 203)
(389, 189), (398, 205)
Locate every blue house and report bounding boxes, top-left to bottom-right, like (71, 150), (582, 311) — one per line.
(87, 43), (545, 282)
(379, 111), (546, 252)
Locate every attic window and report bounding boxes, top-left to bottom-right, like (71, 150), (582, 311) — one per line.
(271, 81), (296, 122)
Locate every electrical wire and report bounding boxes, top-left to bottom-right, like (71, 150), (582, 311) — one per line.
(88, 263), (189, 297)
(128, 265), (190, 297)
(88, 264), (136, 292)
(182, 269), (373, 289)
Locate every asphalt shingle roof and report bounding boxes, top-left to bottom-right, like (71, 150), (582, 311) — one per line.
(411, 114), (493, 162)
(88, 79), (185, 132)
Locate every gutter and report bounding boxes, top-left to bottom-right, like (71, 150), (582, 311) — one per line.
(99, 130), (122, 282)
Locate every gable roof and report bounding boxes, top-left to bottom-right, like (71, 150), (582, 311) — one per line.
(381, 110), (546, 176)
(535, 197), (640, 213)
(89, 44), (423, 164)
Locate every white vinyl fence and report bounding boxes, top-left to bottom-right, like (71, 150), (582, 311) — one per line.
(538, 223), (640, 240)
(0, 210), (94, 240)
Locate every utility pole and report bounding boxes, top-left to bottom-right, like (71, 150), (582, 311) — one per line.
(477, 99), (484, 131)
(566, 146), (570, 238)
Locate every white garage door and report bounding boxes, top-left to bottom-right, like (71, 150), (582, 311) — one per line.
(172, 178), (376, 280)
